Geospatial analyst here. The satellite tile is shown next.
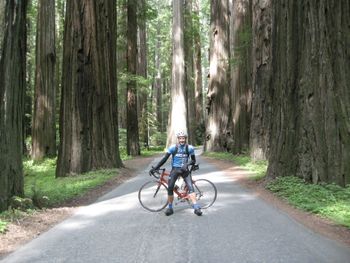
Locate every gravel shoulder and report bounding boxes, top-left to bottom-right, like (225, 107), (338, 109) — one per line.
(1, 155), (349, 259)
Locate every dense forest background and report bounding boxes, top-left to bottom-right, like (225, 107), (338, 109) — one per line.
(0, 0), (349, 212)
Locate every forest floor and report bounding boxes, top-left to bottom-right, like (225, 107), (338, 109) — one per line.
(1, 156), (349, 259)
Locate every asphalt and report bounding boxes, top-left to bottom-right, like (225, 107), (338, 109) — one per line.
(1, 151), (350, 263)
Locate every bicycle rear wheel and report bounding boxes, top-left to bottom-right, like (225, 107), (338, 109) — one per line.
(138, 181), (168, 212)
(193, 179), (217, 209)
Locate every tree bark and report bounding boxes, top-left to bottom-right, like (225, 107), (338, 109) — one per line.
(137, 0), (149, 147)
(249, 0), (272, 161)
(228, 0), (252, 154)
(0, 0), (27, 211)
(166, 0), (187, 146)
(193, 0), (204, 144)
(126, 0), (140, 156)
(32, 0), (56, 160)
(117, 0), (127, 129)
(184, 0), (196, 145)
(0, 1), (5, 57)
(56, 0), (122, 177)
(268, 0), (350, 186)
(205, 0), (230, 152)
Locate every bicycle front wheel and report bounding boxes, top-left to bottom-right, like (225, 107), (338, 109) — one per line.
(138, 181), (168, 212)
(193, 179), (217, 209)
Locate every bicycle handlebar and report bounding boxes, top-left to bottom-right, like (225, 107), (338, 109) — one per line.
(150, 164), (199, 179)
(149, 167), (165, 179)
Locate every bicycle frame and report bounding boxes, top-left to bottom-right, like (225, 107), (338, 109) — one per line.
(156, 169), (191, 201)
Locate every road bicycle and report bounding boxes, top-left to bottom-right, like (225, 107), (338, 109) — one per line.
(138, 164), (217, 212)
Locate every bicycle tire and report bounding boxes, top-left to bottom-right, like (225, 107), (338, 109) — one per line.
(138, 180), (168, 212)
(193, 179), (217, 209)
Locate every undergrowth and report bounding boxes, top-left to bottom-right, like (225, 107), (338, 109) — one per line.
(266, 176), (350, 228)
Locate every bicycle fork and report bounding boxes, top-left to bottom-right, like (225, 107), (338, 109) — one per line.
(153, 183), (162, 198)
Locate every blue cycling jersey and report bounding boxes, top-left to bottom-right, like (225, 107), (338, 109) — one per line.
(167, 144), (195, 168)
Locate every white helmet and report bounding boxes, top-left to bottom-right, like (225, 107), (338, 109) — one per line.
(176, 130), (188, 137)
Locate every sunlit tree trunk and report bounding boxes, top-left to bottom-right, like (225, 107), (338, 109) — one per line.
(126, 0), (140, 156)
(0, 0), (27, 211)
(32, 0), (56, 160)
(56, 0), (122, 177)
(166, 0), (187, 146)
(205, 0), (230, 151)
(184, 0), (195, 145)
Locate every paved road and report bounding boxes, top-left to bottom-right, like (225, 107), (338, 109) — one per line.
(2, 151), (350, 263)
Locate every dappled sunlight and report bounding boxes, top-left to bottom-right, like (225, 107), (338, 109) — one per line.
(78, 193), (139, 216)
(236, 0), (249, 14)
(193, 172), (235, 183)
(216, 192), (257, 205)
(57, 191), (141, 232)
(210, 52), (218, 77)
(207, 119), (218, 140)
(233, 102), (241, 124)
(59, 220), (92, 231)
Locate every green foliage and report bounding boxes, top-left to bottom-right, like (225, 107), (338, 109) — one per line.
(194, 122), (205, 145)
(150, 132), (167, 146)
(204, 152), (267, 180)
(9, 196), (34, 211)
(0, 219), (8, 234)
(141, 146), (165, 157)
(266, 177), (350, 228)
(23, 158), (119, 207)
(119, 147), (133, 160)
(118, 72), (152, 88)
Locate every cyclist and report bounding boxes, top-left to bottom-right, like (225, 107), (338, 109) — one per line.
(150, 131), (202, 216)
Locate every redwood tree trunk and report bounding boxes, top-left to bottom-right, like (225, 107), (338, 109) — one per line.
(117, 1), (127, 129)
(0, 1), (5, 57)
(166, 0), (187, 146)
(126, 0), (140, 156)
(137, 0), (148, 147)
(0, 0), (27, 211)
(229, 0), (252, 154)
(267, 0), (350, 186)
(249, 0), (272, 161)
(184, 0), (196, 145)
(205, 0), (230, 152)
(32, 0), (56, 160)
(56, 0), (122, 177)
(193, 0), (204, 144)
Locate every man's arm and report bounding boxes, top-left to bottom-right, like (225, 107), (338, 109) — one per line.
(189, 154), (196, 165)
(153, 153), (171, 170)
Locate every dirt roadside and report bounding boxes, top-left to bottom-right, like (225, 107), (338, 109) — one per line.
(1, 155), (349, 258)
